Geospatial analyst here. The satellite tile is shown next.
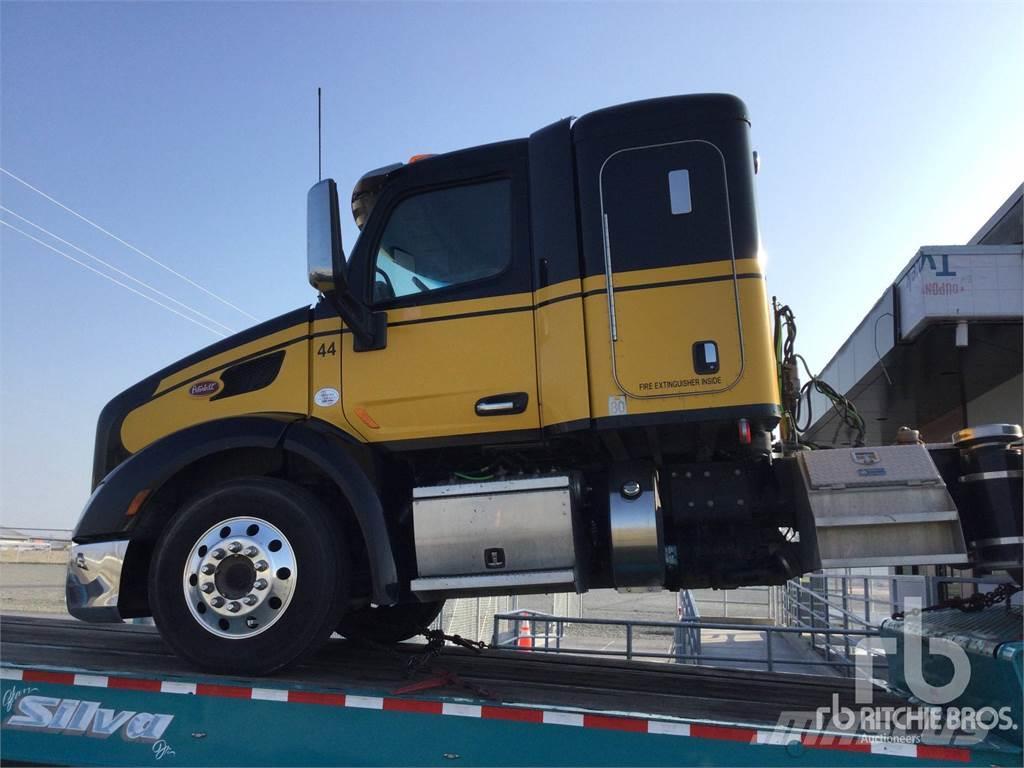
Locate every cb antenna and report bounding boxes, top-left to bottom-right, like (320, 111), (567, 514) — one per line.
(317, 87), (323, 181)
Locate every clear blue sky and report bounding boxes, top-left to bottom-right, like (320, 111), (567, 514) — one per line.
(2, 1), (1021, 530)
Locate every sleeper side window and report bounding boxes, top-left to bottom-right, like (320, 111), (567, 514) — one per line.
(371, 180), (512, 304)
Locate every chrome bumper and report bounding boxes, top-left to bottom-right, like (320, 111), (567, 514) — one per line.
(66, 539), (129, 622)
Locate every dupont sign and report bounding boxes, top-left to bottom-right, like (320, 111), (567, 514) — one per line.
(897, 245), (1023, 341)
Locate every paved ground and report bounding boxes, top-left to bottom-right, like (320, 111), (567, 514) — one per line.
(0, 562), (66, 615)
(0, 549), (67, 565)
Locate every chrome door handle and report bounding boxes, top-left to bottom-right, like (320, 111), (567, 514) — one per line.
(475, 393), (528, 416)
(477, 401), (516, 413)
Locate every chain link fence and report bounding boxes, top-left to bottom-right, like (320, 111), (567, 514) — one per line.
(431, 592), (585, 643)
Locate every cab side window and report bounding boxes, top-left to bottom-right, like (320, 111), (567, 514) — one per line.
(372, 180), (512, 304)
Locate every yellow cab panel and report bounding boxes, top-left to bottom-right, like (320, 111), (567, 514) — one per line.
(119, 313), (312, 454)
(572, 96), (781, 436)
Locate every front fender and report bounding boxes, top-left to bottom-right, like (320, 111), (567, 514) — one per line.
(73, 414), (400, 607)
(282, 420), (400, 605)
(73, 414), (298, 541)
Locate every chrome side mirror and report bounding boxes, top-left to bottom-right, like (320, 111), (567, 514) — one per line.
(306, 179), (386, 352)
(307, 179), (346, 294)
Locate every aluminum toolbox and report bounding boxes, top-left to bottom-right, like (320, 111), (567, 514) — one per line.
(794, 444), (968, 568)
(410, 475), (580, 596)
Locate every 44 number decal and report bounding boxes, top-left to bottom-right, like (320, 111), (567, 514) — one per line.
(317, 342), (336, 357)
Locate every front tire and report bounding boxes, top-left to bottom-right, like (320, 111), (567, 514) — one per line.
(149, 477), (349, 675)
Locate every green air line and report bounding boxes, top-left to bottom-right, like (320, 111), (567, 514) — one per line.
(454, 472), (494, 481)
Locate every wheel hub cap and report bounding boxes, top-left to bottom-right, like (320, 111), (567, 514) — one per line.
(183, 516), (297, 639)
(215, 556), (256, 599)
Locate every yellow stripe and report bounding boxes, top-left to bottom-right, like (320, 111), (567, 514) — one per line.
(534, 278), (581, 305)
(385, 291), (532, 324)
(581, 258), (761, 293)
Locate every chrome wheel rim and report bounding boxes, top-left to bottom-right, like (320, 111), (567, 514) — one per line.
(182, 516), (297, 639)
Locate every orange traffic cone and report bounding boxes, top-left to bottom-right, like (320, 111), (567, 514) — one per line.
(517, 614), (533, 649)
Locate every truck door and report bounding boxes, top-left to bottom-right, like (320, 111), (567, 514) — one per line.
(341, 142), (540, 447)
(598, 140), (746, 400)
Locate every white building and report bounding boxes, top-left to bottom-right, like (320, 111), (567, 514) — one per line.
(805, 184), (1023, 445)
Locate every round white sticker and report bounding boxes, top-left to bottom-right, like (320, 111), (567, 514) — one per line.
(313, 387), (340, 407)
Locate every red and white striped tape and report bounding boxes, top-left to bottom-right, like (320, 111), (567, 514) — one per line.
(0, 667), (972, 763)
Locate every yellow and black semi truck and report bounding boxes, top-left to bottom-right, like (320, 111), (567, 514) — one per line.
(67, 94), (999, 674)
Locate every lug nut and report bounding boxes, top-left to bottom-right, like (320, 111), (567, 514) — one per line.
(254, 578), (268, 591)
(200, 583), (215, 594)
(242, 546), (258, 557)
(254, 560), (269, 572)
(228, 601), (241, 613)
(211, 548), (226, 560)
(211, 596), (225, 608)
(227, 541), (243, 554)
(243, 594), (258, 606)
(201, 563), (216, 575)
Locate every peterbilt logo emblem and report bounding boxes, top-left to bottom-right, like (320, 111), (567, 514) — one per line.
(851, 449), (880, 465)
(188, 380), (220, 397)
(3, 694), (174, 743)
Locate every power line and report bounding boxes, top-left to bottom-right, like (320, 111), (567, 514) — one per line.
(0, 220), (228, 338)
(0, 206), (237, 335)
(0, 167), (258, 321)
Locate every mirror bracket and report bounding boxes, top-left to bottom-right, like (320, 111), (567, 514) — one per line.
(331, 291), (387, 352)
(352, 311), (388, 352)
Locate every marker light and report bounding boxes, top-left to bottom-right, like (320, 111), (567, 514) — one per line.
(354, 406), (380, 429)
(126, 489), (151, 517)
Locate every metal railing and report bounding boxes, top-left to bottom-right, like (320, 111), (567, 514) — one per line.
(491, 610), (880, 675)
(690, 585), (775, 621)
(489, 573), (1015, 677)
(772, 570), (1017, 675)
(491, 610), (568, 650)
(775, 578), (877, 675)
(673, 591), (702, 661)
(774, 572), (1019, 628)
